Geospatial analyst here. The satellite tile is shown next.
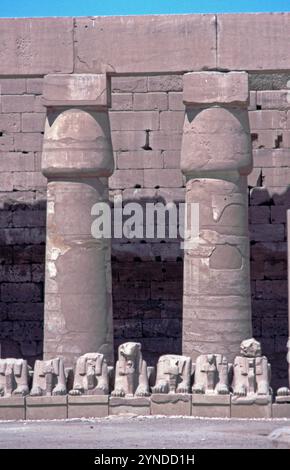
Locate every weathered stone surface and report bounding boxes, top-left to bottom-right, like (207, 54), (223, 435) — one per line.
(183, 72), (248, 106)
(68, 395), (108, 418)
(74, 15), (216, 73)
(0, 18), (73, 75)
(42, 109), (114, 178)
(272, 403), (290, 418)
(0, 358), (30, 397)
(0, 397), (25, 420)
(30, 358), (67, 397)
(109, 397), (150, 415)
(231, 401), (272, 419)
(217, 13), (290, 71)
(152, 355), (192, 394)
(192, 394), (230, 405)
(181, 73), (253, 364)
(26, 396), (67, 420)
(181, 107), (252, 174)
(112, 343), (150, 397)
(192, 354), (230, 395)
(42, 74), (109, 107)
(192, 394), (230, 418)
(151, 393), (191, 416)
(42, 105), (114, 367)
(182, 178), (252, 362)
(69, 353), (109, 396)
(232, 339), (272, 404)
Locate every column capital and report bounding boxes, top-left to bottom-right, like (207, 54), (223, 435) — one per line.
(41, 73), (110, 108)
(183, 71), (249, 107)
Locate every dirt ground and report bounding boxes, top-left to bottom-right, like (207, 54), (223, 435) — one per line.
(0, 416), (289, 449)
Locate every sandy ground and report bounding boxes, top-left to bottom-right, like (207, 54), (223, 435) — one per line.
(0, 416), (289, 449)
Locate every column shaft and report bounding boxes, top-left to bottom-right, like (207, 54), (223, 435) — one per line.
(41, 74), (114, 367)
(181, 72), (253, 363)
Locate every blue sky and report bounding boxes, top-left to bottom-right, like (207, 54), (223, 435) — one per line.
(0, 1), (290, 18)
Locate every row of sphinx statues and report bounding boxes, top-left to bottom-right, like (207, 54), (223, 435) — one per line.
(0, 338), (288, 401)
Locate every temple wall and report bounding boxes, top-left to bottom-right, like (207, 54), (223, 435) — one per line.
(0, 14), (290, 391)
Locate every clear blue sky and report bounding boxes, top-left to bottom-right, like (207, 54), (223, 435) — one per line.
(0, 1), (290, 18)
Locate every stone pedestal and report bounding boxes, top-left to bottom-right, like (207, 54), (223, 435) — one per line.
(26, 396), (68, 420)
(272, 403), (290, 418)
(192, 394), (230, 418)
(181, 72), (253, 363)
(151, 394), (191, 416)
(231, 395), (272, 418)
(0, 397), (25, 420)
(41, 74), (114, 367)
(68, 395), (109, 419)
(109, 397), (151, 416)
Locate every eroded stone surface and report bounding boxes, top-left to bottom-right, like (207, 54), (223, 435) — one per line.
(112, 343), (150, 397)
(42, 74), (109, 107)
(68, 395), (108, 418)
(151, 393), (191, 416)
(183, 72), (249, 106)
(217, 13), (290, 71)
(192, 354), (230, 395)
(0, 18), (73, 75)
(26, 396), (68, 420)
(0, 359), (30, 397)
(42, 99), (114, 367)
(0, 397), (25, 420)
(69, 353), (109, 396)
(74, 15), (216, 74)
(181, 71), (253, 363)
(30, 358), (67, 397)
(152, 354), (192, 394)
(232, 338), (272, 405)
(109, 397), (150, 415)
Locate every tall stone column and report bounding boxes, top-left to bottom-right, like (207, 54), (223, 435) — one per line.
(181, 72), (253, 363)
(41, 74), (114, 367)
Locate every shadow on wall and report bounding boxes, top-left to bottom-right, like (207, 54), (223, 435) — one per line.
(249, 183), (290, 391)
(110, 194), (184, 367)
(0, 197), (46, 367)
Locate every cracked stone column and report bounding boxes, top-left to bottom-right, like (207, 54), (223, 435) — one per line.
(181, 72), (253, 363)
(41, 74), (114, 367)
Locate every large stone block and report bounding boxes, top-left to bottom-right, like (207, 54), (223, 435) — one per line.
(231, 395), (272, 418)
(109, 397), (150, 416)
(110, 111), (159, 131)
(217, 13), (290, 71)
(68, 395), (109, 419)
(42, 74), (110, 107)
(74, 15), (216, 73)
(26, 396), (68, 420)
(0, 397), (25, 420)
(151, 394), (191, 416)
(0, 18), (73, 75)
(192, 394), (230, 418)
(183, 72), (248, 106)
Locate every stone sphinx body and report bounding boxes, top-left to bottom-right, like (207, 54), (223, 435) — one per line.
(152, 354), (192, 394)
(192, 354), (230, 395)
(232, 338), (271, 402)
(0, 359), (30, 397)
(69, 353), (109, 396)
(30, 357), (67, 396)
(112, 342), (150, 397)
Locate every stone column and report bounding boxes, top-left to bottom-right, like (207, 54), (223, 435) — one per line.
(181, 72), (253, 363)
(41, 74), (114, 367)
